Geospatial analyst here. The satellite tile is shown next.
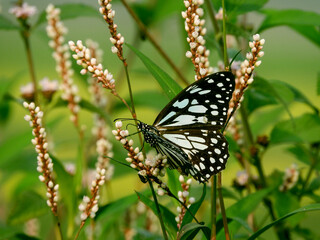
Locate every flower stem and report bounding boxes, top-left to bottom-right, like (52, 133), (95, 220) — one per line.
(20, 23), (38, 104)
(147, 178), (168, 240)
(218, 173), (230, 240)
(210, 175), (217, 240)
(221, 0), (229, 69)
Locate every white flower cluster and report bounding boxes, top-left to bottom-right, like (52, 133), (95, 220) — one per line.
(279, 164), (299, 192)
(175, 175), (195, 228)
(23, 102), (59, 214)
(69, 40), (116, 91)
(235, 170), (249, 186)
(46, 4), (81, 124)
(9, 2), (37, 19)
(98, 0), (125, 58)
(182, 0), (211, 79)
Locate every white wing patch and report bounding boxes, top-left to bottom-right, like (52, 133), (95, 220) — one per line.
(173, 99), (189, 109)
(157, 111), (176, 125)
(188, 105), (208, 113)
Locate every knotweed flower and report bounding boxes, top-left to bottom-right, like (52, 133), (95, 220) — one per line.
(112, 121), (169, 190)
(98, 0), (125, 62)
(228, 34), (265, 117)
(9, 2), (37, 19)
(39, 77), (59, 100)
(182, 0), (211, 80)
(279, 164), (299, 192)
(69, 40), (116, 93)
(175, 175), (195, 230)
(23, 102), (59, 215)
(46, 4), (81, 127)
(20, 82), (35, 102)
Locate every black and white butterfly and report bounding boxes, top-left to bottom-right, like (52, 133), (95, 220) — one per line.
(137, 71), (235, 183)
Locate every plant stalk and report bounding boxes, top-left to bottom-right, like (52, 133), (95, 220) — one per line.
(218, 173), (230, 240)
(210, 175), (217, 240)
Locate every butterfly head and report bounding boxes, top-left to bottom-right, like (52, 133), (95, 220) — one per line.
(137, 122), (160, 147)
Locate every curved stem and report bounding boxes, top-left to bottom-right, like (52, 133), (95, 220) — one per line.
(221, 0), (229, 69)
(147, 178), (168, 240)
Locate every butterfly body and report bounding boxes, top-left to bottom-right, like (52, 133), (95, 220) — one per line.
(138, 71), (235, 182)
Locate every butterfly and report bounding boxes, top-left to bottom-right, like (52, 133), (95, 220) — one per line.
(137, 71), (235, 183)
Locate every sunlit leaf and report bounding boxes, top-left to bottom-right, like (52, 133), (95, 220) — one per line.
(177, 222), (211, 240)
(126, 43), (182, 99)
(247, 204), (320, 240)
(35, 3), (100, 27)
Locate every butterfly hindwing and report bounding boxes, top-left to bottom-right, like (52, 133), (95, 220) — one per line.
(154, 71), (235, 129)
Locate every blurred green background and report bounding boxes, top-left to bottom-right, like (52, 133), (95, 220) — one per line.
(0, 0), (319, 237)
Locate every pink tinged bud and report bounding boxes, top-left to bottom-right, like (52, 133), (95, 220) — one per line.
(246, 52), (253, 60)
(189, 42), (197, 49)
(200, 68), (207, 76)
(80, 213), (88, 221)
(31, 139), (38, 145)
(48, 181), (54, 188)
(258, 51), (264, 57)
(247, 78), (254, 84)
(23, 102), (29, 108)
(120, 139), (126, 145)
(182, 191), (189, 197)
(24, 115), (31, 121)
(186, 178), (192, 185)
(260, 39), (265, 45)
(29, 102), (35, 109)
(76, 40), (83, 49)
(134, 147), (140, 154)
(246, 68), (252, 74)
(255, 60), (262, 67)
(37, 166), (43, 172)
(157, 189), (165, 196)
(249, 41), (254, 48)
(179, 175), (184, 183)
(88, 66), (94, 72)
(80, 69), (87, 75)
(39, 175), (45, 182)
(184, 1), (190, 8)
(126, 157), (132, 163)
(115, 121), (122, 128)
(181, 11), (187, 18)
(47, 200), (52, 207)
(189, 197), (195, 204)
(111, 46), (118, 53)
(253, 34), (260, 41)
(130, 163), (136, 169)
(43, 142), (48, 149)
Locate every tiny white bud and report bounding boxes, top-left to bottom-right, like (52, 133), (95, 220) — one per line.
(253, 34), (260, 41)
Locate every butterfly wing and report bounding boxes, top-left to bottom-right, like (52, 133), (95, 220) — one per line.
(153, 71), (235, 130)
(152, 71), (235, 182)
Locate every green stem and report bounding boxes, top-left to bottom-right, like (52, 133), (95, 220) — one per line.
(20, 22), (38, 105)
(217, 173), (230, 240)
(221, 0), (229, 69)
(120, 0), (189, 85)
(204, 0), (224, 59)
(210, 175), (217, 240)
(55, 216), (63, 240)
(147, 178), (168, 240)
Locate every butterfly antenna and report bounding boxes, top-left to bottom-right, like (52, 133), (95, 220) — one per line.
(229, 50), (242, 70)
(104, 155), (139, 172)
(114, 117), (141, 124)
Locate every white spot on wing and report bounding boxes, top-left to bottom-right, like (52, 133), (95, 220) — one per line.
(188, 136), (205, 143)
(208, 79), (214, 83)
(173, 99), (189, 109)
(211, 111), (219, 116)
(214, 148), (221, 154)
(199, 162), (205, 170)
(157, 111), (176, 125)
(210, 157), (215, 163)
(211, 138), (218, 144)
(191, 99), (199, 105)
(198, 90), (211, 95)
(188, 105), (208, 113)
(190, 88), (202, 94)
(163, 115), (195, 127)
(210, 105), (218, 109)
(192, 142), (208, 150)
(163, 134), (193, 149)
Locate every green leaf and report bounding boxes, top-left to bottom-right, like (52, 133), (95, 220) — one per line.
(0, 15), (20, 30)
(181, 184), (206, 227)
(258, 9), (320, 47)
(126, 43), (182, 99)
(0, 130), (32, 168)
(7, 191), (48, 225)
(153, 0), (184, 23)
(212, 0), (268, 18)
(317, 72), (320, 96)
(247, 203), (320, 240)
(35, 3), (100, 27)
(308, 176), (320, 192)
(96, 193), (140, 220)
(177, 222), (211, 240)
(112, 91), (168, 112)
(270, 113), (320, 144)
(217, 188), (271, 238)
(273, 191), (301, 227)
(136, 191), (178, 236)
(166, 169), (181, 204)
(259, 9), (320, 31)
(286, 145), (320, 170)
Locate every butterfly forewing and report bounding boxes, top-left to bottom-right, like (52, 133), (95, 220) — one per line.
(153, 71), (235, 129)
(139, 71), (235, 183)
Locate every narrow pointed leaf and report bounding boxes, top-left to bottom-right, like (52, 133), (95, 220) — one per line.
(126, 43), (182, 99)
